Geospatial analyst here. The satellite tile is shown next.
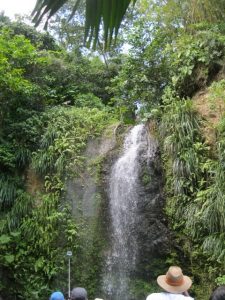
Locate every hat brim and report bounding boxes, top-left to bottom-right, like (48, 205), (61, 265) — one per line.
(157, 275), (192, 294)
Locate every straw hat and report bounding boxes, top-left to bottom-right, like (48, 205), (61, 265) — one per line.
(157, 266), (192, 294)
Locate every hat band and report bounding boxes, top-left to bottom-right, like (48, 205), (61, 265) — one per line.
(165, 276), (184, 286)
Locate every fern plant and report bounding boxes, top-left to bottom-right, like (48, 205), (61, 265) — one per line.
(32, 106), (115, 181)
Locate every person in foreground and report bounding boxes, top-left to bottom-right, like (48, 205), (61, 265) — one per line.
(71, 287), (88, 300)
(50, 291), (65, 300)
(209, 285), (225, 300)
(146, 266), (194, 300)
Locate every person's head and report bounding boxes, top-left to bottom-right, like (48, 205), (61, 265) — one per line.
(210, 285), (225, 300)
(156, 266), (192, 294)
(49, 291), (65, 300)
(71, 287), (88, 300)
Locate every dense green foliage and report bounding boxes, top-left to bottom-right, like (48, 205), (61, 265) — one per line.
(1, 0), (225, 299)
(159, 93), (225, 297)
(0, 106), (114, 299)
(0, 16), (118, 299)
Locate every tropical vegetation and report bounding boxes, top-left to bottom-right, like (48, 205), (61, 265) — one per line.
(0, 0), (225, 299)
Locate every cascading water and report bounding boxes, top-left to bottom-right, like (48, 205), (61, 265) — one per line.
(103, 124), (159, 300)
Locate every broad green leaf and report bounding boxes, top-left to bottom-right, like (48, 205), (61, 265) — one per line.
(4, 255), (15, 264)
(0, 235), (11, 244)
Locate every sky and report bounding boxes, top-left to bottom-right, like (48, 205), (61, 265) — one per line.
(0, 0), (37, 19)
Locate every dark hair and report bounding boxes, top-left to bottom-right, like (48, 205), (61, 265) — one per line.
(71, 287), (87, 300)
(210, 286), (225, 300)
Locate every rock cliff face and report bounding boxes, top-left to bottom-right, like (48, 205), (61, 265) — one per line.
(136, 131), (171, 279)
(66, 124), (117, 219)
(65, 123), (118, 293)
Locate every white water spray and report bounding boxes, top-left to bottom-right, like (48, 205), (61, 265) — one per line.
(103, 124), (157, 300)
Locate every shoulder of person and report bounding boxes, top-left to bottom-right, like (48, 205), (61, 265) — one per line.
(175, 294), (194, 300)
(146, 293), (165, 300)
(146, 293), (194, 300)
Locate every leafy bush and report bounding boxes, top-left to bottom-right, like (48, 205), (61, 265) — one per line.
(160, 96), (206, 203)
(159, 87), (225, 296)
(32, 106), (115, 177)
(0, 193), (77, 299)
(73, 93), (105, 109)
(165, 27), (225, 97)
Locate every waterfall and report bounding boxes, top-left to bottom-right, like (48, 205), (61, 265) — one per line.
(103, 124), (158, 300)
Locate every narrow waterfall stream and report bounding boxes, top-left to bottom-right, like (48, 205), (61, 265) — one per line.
(103, 124), (159, 300)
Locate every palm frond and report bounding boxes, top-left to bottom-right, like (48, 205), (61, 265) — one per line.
(0, 176), (17, 210)
(32, 0), (136, 48)
(0, 192), (33, 233)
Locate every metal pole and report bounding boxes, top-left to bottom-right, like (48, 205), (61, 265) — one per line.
(68, 256), (71, 299)
(66, 250), (72, 300)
